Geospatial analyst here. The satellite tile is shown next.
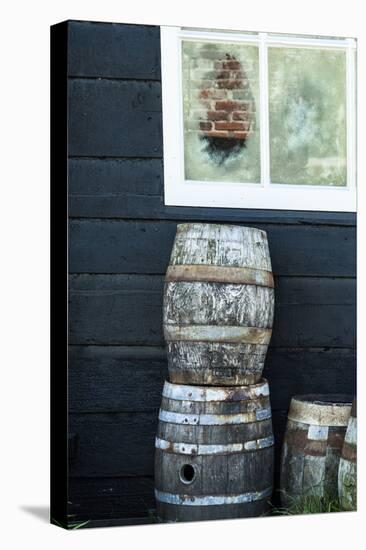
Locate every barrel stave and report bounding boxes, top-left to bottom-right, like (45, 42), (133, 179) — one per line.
(170, 224), (271, 271)
(166, 341), (267, 385)
(159, 394), (271, 415)
(156, 499), (269, 523)
(164, 282), (274, 328)
(157, 419), (274, 446)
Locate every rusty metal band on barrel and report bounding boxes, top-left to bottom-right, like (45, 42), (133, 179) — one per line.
(155, 435), (274, 455)
(162, 379), (269, 402)
(155, 487), (273, 506)
(341, 441), (357, 462)
(165, 264), (274, 288)
(164, 325), (272, 344)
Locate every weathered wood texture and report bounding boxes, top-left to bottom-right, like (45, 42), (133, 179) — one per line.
(68, 477), (155, 522)
(163, 224), (274, 385)
(69, 220), (356, 277)
(69, 275), (356, 348)
(338, 399), (357, 511)
(65, 20), (356, 523)
(155, 380), (274, 521)
(68, 80), (162, 157)
(68, 21), (161, 80)
(68, 158), (357, 224)
(68, 346), (356, 414)
(280, 395), (353, 506)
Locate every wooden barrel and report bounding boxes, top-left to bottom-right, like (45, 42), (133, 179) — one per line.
(338, 398), (357, 510)
(154, 379), (274, 522)
(163, 223), (274, 385)
(280, 394), (352, 506)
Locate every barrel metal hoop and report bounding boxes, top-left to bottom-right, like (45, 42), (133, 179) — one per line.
(155, 435), (275, 455)
(158, 408), (272, 425)
(165, 265), (274, 288)
(154, 487), (273, 506)
(341, 441), (357, 462)
(162, 380), (269, 402)
(163, 325), (272, 344)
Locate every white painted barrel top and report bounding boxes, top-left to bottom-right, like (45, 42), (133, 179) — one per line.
(288, 394), (352, 427)
(170, 223), (272, 271)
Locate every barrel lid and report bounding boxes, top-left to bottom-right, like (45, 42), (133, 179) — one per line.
(162, 379), (269, 402)
(288, 394), (352, 426)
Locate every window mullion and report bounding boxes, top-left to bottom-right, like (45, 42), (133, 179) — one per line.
(259, 32), (270, 186)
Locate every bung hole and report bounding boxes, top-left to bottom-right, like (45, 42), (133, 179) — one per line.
(180, 464), (196, 484)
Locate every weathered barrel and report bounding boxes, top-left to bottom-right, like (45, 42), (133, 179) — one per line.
(154, 379), (274, 522)
(338, 398), (357, 510)
(163, 223), (274, 385)
(280, 394), (352, 507)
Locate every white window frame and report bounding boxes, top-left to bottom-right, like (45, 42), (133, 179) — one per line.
(161, 26), (357, 212)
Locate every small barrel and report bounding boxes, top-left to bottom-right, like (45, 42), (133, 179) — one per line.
(154, 379), (274, 522)
(163, 223), (275, 385)
(338, 398), (357, 510)
(280, 394), (352, 506)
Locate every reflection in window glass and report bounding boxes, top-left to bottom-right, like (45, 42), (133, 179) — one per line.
(182, 41), (260, 182)
(268, 47), (347, 186)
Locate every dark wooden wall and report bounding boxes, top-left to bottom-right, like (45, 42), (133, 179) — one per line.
(66, 20), (356, 525)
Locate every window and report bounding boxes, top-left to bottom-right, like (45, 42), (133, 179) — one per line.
(161, 27), (356, 211)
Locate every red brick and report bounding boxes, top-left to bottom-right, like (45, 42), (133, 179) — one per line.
(199, 121), (213, 131)
(215, 70), (230, 79)
(233, 111), (249, 121)
(216, 79), (245, 90)
(222, 60), (241, 70)
(207, 110), (230, 121)
(215, 121), (247, 131)
(199, 89), (210, 99)
(199, 89), (227, 100)
(201, 130), (229, 138)
(215, 100), (248, 111)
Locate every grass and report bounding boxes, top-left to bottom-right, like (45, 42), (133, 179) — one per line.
(272, 493), (343, 516)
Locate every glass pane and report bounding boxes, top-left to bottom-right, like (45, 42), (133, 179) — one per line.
(268, 47), (347, 186)
(182, 41), (260, 182)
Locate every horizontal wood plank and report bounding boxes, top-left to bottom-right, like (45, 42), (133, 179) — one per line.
(69, 410), (289, 478)
(68, 21), (161, 80)
(68, 159), (356, 226)
(68, 219), (356, 277)
(68, 346), (356, 414)
(68, 80), (162, 157)
(68, 275), (356, 347)
(69, 412), (158, 477)
(68, 476), (155, 521)
(68, 345), (167, 413)
(68, 159), (163, 221)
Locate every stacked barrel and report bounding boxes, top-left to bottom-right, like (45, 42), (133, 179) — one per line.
(155, 223), (275, 522)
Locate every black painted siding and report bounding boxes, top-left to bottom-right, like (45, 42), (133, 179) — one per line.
(66, 20), (357, 525)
